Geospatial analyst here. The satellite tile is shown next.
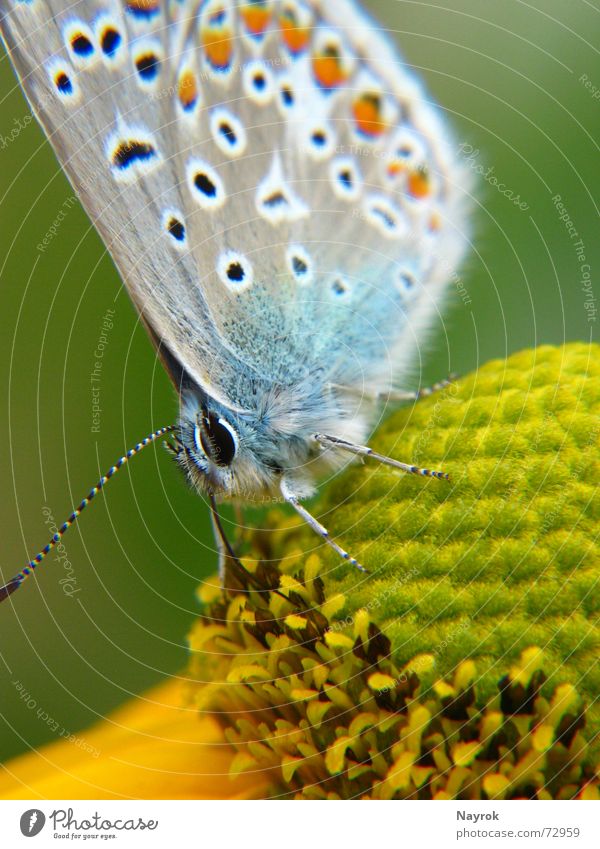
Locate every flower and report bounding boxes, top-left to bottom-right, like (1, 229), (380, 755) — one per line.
(0, 678), (270, 799)
(1, 343), (599, 799)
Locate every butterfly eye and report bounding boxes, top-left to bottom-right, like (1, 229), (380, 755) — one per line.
(383, 128), (429, 187)
(200, 1), (234, 75)
(198, 414), (238, 467)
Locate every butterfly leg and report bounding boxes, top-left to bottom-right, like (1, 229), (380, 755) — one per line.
(232, 503), (245, 544)
(208, 497), (229, 586)
(209, 495), (290, 601)
(379, 374), (458, 404)
(209, 493), (253, 589)
(314, 434), (449, 480)
(280, 478), (367, 573)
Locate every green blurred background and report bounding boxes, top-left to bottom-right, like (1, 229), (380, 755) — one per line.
(0, 0), (598, 762)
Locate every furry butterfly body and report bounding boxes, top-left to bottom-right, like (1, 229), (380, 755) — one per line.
(0, 0), (469, 591)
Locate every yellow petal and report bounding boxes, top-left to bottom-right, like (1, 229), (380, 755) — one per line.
(0, 680), (270, 800)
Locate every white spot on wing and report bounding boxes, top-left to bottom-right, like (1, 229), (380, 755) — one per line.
(46, 58), (80, 103)
(303, 121), (335, 162)
(329, 156), (362, 201)
(242, 59), (275, 104)
(64, 20), (97, 68)
(186, 157), (226, 209)
(256, 155), (308, 225)
(395, 268), (419, 298)
(94, 14), (126, 68)
(106, 119), (161, 184)
(330, 274), (351, 299)
(276, 74), (295, 114)
(286, 244), (313, 285)
(162, 208), (187, 249)
(209, 107), (247, 157)
(363, 194), (407, 238)
(217, 250), (254, 292)
(131, 37), (163, 90)
(175, 47), (201, 121)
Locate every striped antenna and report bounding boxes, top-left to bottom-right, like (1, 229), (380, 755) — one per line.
(0, 425), (176, 603)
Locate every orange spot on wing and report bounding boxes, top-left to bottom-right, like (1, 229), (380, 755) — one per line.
(202, 28), (233, 71)
(124, 0), (160, 17)
(178, 69), (198, 110)
(312, 46), (349, 90)
(241, 3), (272, 37)
(353, 93), (386, 138)
(387, 160), (407, 178)
(429, 210), (442, 231)
(407, 168), (431, 199)
(280, 10), (310, 55)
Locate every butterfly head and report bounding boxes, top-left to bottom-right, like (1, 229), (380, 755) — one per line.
(171, 388), (321, 501)
(174, 406), (242, 497)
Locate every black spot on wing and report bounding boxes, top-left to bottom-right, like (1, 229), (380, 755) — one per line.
(167, 217), (185, 242)
(101, 27), (121, 57)
(195, 172), (217, 197)
(55, 71), (73, 94)
(112, 139), (157, 170)
(71, 33), (94, 56)
(136, 53), (160, 80)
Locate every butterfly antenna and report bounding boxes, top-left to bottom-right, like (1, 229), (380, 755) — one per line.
(0, 425), (177, 603)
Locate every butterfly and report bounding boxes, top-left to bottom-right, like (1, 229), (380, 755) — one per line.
(0, 0), (468, 600)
